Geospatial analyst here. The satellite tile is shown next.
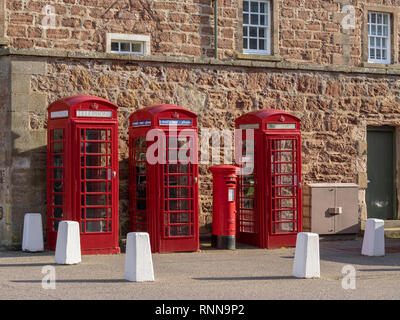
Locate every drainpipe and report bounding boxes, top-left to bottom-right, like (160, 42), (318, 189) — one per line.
(214, 0), (218, 59)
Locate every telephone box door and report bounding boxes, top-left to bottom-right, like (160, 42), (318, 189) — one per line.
(76, 124), (119, 252)
(160, 133), (199, 252)
(267, 136), (302, 246)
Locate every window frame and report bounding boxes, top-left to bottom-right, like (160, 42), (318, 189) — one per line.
(242, 0), (271, 56)
(106, 33), (150, 56)
(367, 11), (391, 65)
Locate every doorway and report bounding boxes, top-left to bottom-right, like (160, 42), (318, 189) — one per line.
(366, 126), (397, 220)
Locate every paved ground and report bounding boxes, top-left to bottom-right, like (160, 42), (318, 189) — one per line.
(1, 237), (400, 300)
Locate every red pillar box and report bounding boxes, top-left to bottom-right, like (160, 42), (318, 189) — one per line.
(209, 165), (238, 250)
(47, 95), (120, 255)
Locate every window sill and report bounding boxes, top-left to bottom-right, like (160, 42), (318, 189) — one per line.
(236, 52), (283, 62)
(0, 38), (9, 46)
(362, 61), (400, 70)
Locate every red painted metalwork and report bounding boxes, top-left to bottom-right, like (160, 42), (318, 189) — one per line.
(47, 95), (120, 255)
(209, 165), (238, 249)
(235, 110), (302, 248)
(129, 105), (199, 253)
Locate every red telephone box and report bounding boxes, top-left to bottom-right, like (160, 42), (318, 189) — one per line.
(128, 105), (199, 253)
(235, 110), (302, 249)
(47, 95), (120, 254)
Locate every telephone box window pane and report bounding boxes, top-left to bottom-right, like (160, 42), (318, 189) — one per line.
(168, 164), (189, 173)
(135, 150), (146, 161)
(169, 187), (190, 199)
(276, 211), (294, 221)
(86, 221), (107, 232)
(135, 137), (146, 148)
(86, 169), (107, 180)
(136, 175), (147, 185)
(53, 168), (63, 179)
(53, 142), (63, 153)
(170, 212), (190, 223)
(242, 187), (255, 197)
(85, 143), (108, 154)
(53, 181), (63, 193)
(168, 175), (190, 186)
(86, 194), (107, 205)
(169, 225), (190, 236)
(108, 221), (112, 232)
(136, 162), (146, 173)
(86, 181), (107, 193)
(86, 155), (109, 167)
(169, 200), (189, 211)
(136, 187), (146, 198)
(86, 207), (107, 219)
(275, 222), (294, 233)
(108, 207), (112, 218)
(53, 155), (63, 167)
(86, 129), (107, 141)
(53, 207), (63, 219)
(243, 199), (255, 209)
(54, 194), (63, 205)
(137, 199), (147, 210)
(275, 175), (293, 185)
(53, 129), (63, 140)
(53, 220), (60, 231)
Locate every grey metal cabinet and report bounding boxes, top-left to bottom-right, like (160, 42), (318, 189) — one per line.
(307, 183), (360, 235)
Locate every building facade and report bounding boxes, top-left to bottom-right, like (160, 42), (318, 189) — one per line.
(0, 0), (400, 248)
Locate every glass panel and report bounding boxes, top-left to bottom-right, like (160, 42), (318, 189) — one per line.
(243, 1), (249, 12)
(136, 175), (147, 185)
(53, 168), (63, 179)
(170, 212), (190, 223)
(135, 150), (146, 161)
(242, 187), (255, 197)
(53, 142), (63, 153)
(137, 199), (147, 210)
(168, 187), (190, 199)
(169, 200), (189, 211)
(251, 14), (258, 25)
(275, 175), (293, 185)
(170, 225), (190, 236)
(85, 143), (108, 154)
(85, 129), (107, 141)
(53, 129), (63, 140)
(135, 137), (146, 149)
(243, 199), (255, 209)
(86, 220), (107, 232)
(276, 198), (294, 209)
(111, 42), (119, 51)
(243, 27), (248, 37)
(53, 207), (63, 219)
(53, 155), (63, 167)
(377, 25), (382, 36)
(86, 207), (108, 219)
(243, 13), (249, 24)
(86, 168), (107, 180)
(86, 181), (107, 193)
(53, 220), (60, 231)
(250, 1), (258, 12)
(276, 211), (294, 221)
(249, 27), (257, 37)
(370, 37), (375, 47)
(120, 42), (130, 52)
(86, 194), (107, 205)
(249, 38), (257, 49)
(53, 181), (63, 193)
(136, 212), (146, 223)
(136, 162), (146, 173)
(132, 42), (142, 53)
(168, 164), (189, 173)
(243, 38), (248, 49)
(54, 194), (63, 205)
(136, 187), (146, 198)
(86, 155), (109, 167)
(275, 222), (294, 233)
(168, 175), (190, 186)
(259, 39), (265, 50)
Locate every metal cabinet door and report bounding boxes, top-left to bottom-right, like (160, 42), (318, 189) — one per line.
(311, 187), (335, 234)
(335, 187), (359, 234)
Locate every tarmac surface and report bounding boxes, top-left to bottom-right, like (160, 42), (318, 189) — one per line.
(1, 237), (400, 300)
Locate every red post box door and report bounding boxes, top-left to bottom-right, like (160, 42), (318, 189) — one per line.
(267, 136), (301, 236)
(76, 125), (118, 252)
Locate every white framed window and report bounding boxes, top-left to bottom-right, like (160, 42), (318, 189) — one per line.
(106, 33), (150, 55)
(368, 12), (391, 64)
(243, 0), (271, 55)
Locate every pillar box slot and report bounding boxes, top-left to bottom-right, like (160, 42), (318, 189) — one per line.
(47, 95), (120, 255)
(235, 110), (303, 249)
(129, 105), (199, 253)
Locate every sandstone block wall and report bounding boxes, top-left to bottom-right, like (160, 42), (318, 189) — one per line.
(1, 0), (400, 65)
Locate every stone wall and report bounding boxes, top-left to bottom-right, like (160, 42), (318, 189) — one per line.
(2, 0), (400, 65)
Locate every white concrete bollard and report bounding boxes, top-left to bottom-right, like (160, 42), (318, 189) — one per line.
(361, 218), (385, 256)
(293, 232), (320, 278)
(124, 232), (154, 282)
(22, 213), (44, 252)
(55, 221), (81, 265)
